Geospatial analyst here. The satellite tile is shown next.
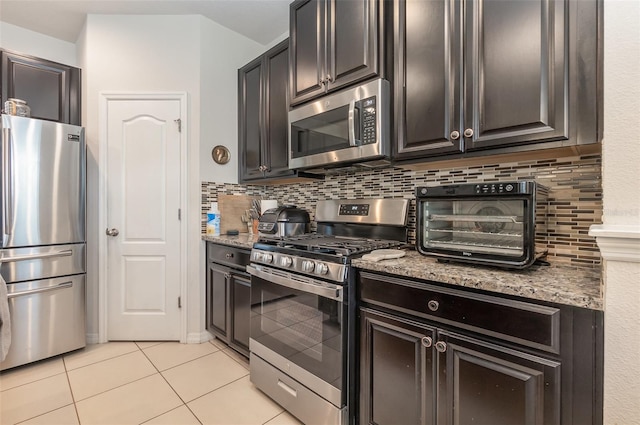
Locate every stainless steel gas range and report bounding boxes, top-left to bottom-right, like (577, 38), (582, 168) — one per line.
(248, 198), (409, 425)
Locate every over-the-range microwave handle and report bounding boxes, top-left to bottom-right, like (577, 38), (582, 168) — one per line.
(1, 127), (14, 246)
(247, 264), (343, 302)
(347, 100), (358, 147)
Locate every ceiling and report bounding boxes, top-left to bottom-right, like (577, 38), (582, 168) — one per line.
(0, 0), (290, 45)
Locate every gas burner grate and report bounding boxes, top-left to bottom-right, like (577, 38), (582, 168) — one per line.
(258, 234), (404, 257)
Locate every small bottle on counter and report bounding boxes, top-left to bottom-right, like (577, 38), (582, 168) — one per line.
(206, 202), (221, 236)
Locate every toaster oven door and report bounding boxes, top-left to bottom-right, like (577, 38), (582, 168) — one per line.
(418, 197), (536, 266)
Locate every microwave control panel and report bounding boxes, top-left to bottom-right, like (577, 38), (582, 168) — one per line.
(361, 97), (376, 145)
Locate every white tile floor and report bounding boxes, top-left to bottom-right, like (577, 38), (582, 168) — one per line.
(0, 339), (303, 425)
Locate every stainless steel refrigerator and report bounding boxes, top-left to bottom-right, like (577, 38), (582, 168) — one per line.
(0, 114), (86, 370)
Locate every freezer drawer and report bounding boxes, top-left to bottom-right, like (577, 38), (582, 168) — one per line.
(0, 243), (85, 283)
(0, 274), (86, 370)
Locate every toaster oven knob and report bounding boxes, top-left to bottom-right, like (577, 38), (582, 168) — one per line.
(302, 260), (315, 272)
(280, 256), (293, 267)
(263, 253), (274, 264)
(316, 263), (329, 275)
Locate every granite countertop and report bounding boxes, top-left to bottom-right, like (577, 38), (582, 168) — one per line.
(352, 250), (603, 310)
(202, 235), (603, 310)
(202, 234), (258, 249)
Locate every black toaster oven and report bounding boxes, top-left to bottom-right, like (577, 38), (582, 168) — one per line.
(415, 181), (549, 269)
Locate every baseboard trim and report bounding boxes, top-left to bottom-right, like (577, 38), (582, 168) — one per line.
(85, 333), (100, 344)
(187, 331), (212, 344)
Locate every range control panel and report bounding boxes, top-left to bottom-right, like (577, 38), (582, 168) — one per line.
(339, 204), (370, 216)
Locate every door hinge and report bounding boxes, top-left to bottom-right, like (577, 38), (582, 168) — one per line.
(178, 208), (182, 220)
(174, 118), (182, 132)
(178, 296), (182, 308)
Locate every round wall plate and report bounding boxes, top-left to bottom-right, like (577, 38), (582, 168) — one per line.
(212, 145), (230, 164)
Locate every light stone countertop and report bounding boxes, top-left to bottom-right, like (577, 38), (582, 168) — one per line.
(202, 234), (258, 249)
(352, 250), (603, 310)
(202, 235), (603, 310)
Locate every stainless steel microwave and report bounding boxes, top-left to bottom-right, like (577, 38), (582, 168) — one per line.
(288, 78), (390, 170)
(416, 181), (549, 269)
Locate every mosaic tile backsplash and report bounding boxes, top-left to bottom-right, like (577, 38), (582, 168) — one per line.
(202, 153), (602, 268)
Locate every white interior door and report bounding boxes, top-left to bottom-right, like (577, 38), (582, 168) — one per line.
(106, 99), (182, 341)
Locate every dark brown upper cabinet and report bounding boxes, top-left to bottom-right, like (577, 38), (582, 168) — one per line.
(238, 39), (296, 183)
(1, 50), (81, 125)
(289, 0), (384, 107)
(393, 0), (601, 161)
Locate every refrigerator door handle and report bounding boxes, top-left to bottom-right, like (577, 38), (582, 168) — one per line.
(0, 249), (73, 263)
(7, 281), (73, 299)
(2, 127), (13, 245)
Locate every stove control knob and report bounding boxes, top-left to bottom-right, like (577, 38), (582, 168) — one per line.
(302, 260), (315, 273)
(280, 256), (293, 267)
(262, 253), (274, 264)
(316, 263), (329, 275)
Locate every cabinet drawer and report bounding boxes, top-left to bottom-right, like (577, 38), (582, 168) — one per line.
(207, 243), (250, 269)
(358, 271), (560, 353)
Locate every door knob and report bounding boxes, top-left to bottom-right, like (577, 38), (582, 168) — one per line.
(463, 128), (474, 138)
(106, 228), (119, 237)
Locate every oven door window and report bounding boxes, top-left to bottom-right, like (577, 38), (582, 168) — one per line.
(250, 274), (343, 391)
(422, 199), (527, 257)
(290, 105), (358, 158)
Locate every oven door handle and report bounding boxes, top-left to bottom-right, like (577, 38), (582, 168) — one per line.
(247, 265), (343, 302)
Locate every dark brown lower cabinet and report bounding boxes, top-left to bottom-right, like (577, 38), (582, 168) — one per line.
(437, 331), (560, 425)
(358, 271), (603, 425)
(205, 243), (251, 357)
(360, 308), (560, 425)
(359, 309), (436, 425)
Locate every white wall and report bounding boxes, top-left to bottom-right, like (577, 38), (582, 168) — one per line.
(80, 14), (202, 343)
(199, 17), (265, 184)
(78, 14), (264, 343)
(599, 1), (640, 424)
(0, 21), (77, 66)
(1, 12), (275, 344)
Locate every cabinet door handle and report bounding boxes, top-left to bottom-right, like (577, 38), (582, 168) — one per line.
(224, 272), (231, 279)
(435, 341), (447, 353)
(463, 128), (474, 138)
(225, 253), (234, 259)
(427, 300), (440, 312)
(421, 336), (433, 348)
(326, 73), (332, 83)
(450, 130), (460, 140)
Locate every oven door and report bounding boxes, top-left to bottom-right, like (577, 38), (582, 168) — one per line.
(247, 264), (346, 408)
(416, 196), (538, 268)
